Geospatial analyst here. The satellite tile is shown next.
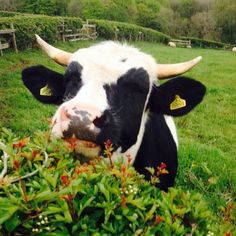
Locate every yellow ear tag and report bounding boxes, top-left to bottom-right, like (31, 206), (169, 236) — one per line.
(170, 95), (186, 110)
(40, 85), (52, 96)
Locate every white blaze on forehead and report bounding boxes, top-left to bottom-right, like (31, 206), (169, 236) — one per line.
(70, 41), (158, 85)
(73, 81), (108, 111)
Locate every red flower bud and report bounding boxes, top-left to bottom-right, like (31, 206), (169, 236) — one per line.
(160, 162), (167, 169)
(126, 154), (132, 165)
(30, 150), (37, 161)
(90, 160), (97, 173)
(13, 160), (20, 169)
(104, 139), (112, 150)
(121, 164), (126, 174)
(65, 137), (77, 150)
(154, 215), (163, 225)
(60, 174), (70, 186)
(13, 138), (29, 152)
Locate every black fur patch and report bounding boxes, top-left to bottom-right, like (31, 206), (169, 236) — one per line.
(22, 62), (83, 104)
(133, 113), (178, 191)
(101, 68), (150, 151)
(22, 65), (64, 104)
(148, 77), (206, 116)
(63, 61), (83, 101)
(63, 112), (100, 141)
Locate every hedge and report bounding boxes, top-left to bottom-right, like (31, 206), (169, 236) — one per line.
(0, 128), (235, 235)
(89, 19), (170, 44)
(0, 15), (170, 50)
(180, 36), (235, 49)
(0, 15), (82, 49)
(0, 11), (21, 17)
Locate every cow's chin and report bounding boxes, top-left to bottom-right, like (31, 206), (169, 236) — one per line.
(72, 139), (101, 160)
(51, 122), (101, 159)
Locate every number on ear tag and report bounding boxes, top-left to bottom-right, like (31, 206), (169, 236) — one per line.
(170, 95), (186, 110)
(40, 85), (52, 96)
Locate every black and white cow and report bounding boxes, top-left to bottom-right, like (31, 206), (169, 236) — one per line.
(22, 35), (206, 191)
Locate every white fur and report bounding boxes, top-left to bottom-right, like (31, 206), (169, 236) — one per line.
(164, 115), (178, 148)
(111, 114), (178, 164)
(70, 41), (158, 84)
(51, 41), (178, 162)
(232, 47), (236, 52)
(168, 42), (176, 47)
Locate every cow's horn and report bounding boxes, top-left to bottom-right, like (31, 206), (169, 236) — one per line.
(157, 56), (202, 79)
(35, 34), (72, 66)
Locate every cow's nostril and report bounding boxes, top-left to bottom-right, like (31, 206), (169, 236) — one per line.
(93, 113), (109, 128)
(60, 106), (71, 121)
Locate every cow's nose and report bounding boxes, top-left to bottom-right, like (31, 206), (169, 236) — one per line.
(59, 103), (102, 141)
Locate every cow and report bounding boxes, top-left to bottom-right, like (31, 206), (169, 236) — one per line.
(168, 41), (176, 47)
(22, 35), (206, 191)
(232, 47), (236, 52)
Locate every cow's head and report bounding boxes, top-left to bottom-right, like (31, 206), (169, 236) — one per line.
(22, 35), (205, 162)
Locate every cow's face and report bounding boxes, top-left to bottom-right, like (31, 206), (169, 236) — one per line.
(22, 36), (205, 161)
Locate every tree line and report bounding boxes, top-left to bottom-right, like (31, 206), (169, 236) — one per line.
(0, 0), (235, 44)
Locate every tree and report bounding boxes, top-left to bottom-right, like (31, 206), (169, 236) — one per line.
(170, 0), (199, 19)
(190, 11), (219, 40)
(52, 0), (69, 16)
(155, 6), (174, 34)
(67, 0), (84, 17)
(0, 0), (22, 11)
(214, 0), (236, 44)
(19, 0), (55, 15)
(136, 3), (156, 28)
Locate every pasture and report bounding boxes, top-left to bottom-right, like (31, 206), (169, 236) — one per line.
(0, 40), (235, 217)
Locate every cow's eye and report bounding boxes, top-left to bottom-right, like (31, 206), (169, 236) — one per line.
(93, 112), (110, 128)
(118, 68), (150, 94)
(63, 62), (83, 101)
(63, 80), (82, 101)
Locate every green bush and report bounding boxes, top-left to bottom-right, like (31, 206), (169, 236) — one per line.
(0, 14), (169, 50)
(180, 36), (234, 49)
(0, 15), (82, 50)
(0, 11), (20, 17)
(90, 19), (170, 44)
(0, 128), (235, 235)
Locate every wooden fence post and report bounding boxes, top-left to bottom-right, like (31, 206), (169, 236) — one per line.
(0, 40), (3, 56)
(10, 24), (18, 53)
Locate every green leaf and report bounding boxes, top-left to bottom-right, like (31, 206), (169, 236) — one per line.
(0, 199), (18, 225)
(145, 203), (157, 222)
(201, 162), (212, 175)
(145, 167), (155, 176)
(98, 182), (110, 201)
(43, 172), (58, 189)
(44, 205), (64, 215)
(126, 197), (146, 210)
(4, 213), (21, 232)
(126, 213), (138, 222)
(34, 189), (57, 202)
(77, 197), (96, 219)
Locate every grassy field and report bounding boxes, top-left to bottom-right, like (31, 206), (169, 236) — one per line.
(0, 40), (235, 217)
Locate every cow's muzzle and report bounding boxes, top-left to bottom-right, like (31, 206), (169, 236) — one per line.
(52, 103), (103, 158)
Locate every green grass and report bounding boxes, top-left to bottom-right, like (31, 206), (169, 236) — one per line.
(0, 40), (235, 218)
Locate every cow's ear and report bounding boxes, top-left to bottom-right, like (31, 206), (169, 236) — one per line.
(148, 77), (206, 116)
(22, 65), (65, 104)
